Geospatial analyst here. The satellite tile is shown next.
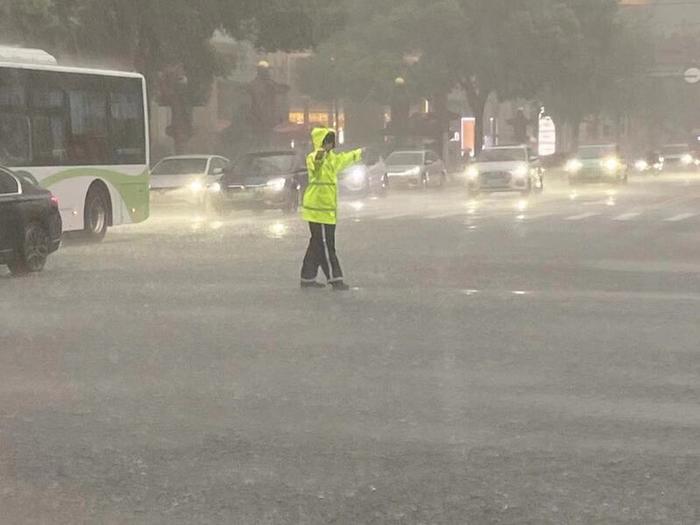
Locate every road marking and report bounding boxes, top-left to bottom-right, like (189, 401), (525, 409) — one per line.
(565, 212), (600, 221)
(664, 213), (697, 222)
(515, 213), (555, 222)
(613, 212), (641, 221)
(426, 210), (465, 220)
(376, 213), (417, 221)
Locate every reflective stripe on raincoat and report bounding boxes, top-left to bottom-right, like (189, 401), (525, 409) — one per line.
(302, 127), (362, 225)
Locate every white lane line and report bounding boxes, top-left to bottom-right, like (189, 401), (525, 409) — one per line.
(516, 213), (555, 221)
(613, 212), (641, 221)
(664, 213), (697, 222)
(565, 212), (600, 221)
(376, 213), (418, 221)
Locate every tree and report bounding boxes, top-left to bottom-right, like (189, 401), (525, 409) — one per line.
(296, 0), (561, 152)
(0, 0), (336, 153)
(536, 0), (653, 149)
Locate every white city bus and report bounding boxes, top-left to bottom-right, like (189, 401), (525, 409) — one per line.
(0, 47), (149, 240)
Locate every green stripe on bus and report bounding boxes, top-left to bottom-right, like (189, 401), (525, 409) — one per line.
(40, 167), (149, 222)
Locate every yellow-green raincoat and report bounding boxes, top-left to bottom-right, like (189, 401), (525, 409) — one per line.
(302, 127), (362, 225)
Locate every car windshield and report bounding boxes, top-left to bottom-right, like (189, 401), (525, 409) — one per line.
(662, 145), (689, 155)
(476, 148), (527, 162)
(151, 158), (208, 175)
(577, 146), (617, 159)
(386, 152), (423, 166)
(235, 153), (296, 177)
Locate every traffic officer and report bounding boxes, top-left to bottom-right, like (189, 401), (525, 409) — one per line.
(300, 127), (362, 291)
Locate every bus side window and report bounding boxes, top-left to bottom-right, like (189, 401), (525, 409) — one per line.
(32, 115), (67, 164)
(0, 114), (31, 166)
(67, 88), (109, 165)
(109, 78), (146, 165)
(0, 68), (30, 167)
(29, 81), (69, 166)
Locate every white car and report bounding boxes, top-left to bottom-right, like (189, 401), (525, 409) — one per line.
(660, 144), (696, 172)
(150, 155), (230, 204)
(466, 145), (544, 196)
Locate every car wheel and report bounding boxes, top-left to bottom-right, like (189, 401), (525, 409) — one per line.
(8, 223), (50, 276)
(83, 185), (109, 242)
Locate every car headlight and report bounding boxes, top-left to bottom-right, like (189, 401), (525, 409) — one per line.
(602, 157), (619, 173)
(565, 159), (582, 173)
(635, 160), (649, 171)
(208, 182), (222, 193)
(682, 154), (693, 165)
(267, 177), (286, 192)
(466, 166), (479, 180)
(190, 180), (204, 193)
(345, 166), (367, 188)
(406, 166), (421, 176)
(513, 164), (528, 178)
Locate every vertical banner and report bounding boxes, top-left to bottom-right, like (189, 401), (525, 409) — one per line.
(538, 115), (556, 157)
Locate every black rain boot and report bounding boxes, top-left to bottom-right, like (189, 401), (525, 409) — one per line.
(301, 281), (326, 289)
(331, 281), (350, 291)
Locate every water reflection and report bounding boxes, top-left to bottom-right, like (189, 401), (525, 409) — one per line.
(267, 222), (288, 239)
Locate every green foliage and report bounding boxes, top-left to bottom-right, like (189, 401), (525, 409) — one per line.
(297, 0), (651, 150)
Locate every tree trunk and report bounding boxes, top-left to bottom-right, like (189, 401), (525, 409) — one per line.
(462, 80), (488, 153)
(570, 116), (582, 151)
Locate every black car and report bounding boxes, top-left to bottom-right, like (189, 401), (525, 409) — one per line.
(0, 167), (62, 276)
(205, 151), (306, 215)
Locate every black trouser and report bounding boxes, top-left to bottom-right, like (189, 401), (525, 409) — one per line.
(301, 222), (344, 283)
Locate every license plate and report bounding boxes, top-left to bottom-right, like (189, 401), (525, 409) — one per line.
(484, 176), (508, 186)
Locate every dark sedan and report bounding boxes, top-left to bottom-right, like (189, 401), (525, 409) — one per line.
(0, 167), (62, 276)
(205, 151), (306, 215)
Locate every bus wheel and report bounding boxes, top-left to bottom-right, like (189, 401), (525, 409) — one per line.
(84, 185), (109, 242)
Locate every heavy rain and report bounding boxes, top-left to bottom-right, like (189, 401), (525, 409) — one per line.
(2, 0), (700, 523)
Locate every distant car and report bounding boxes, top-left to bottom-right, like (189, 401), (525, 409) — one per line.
(0, 167), (62, 276)
(150, 155), (230, 204)
(465, 145), (544, 196)
(660, 144), (696, 171)
(339, 146), (388, 197)
(205, 150), (305, 215)
(565, 144), (628, 185)
(384, 150), (447, 189)
(633, 151), (664, 175)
